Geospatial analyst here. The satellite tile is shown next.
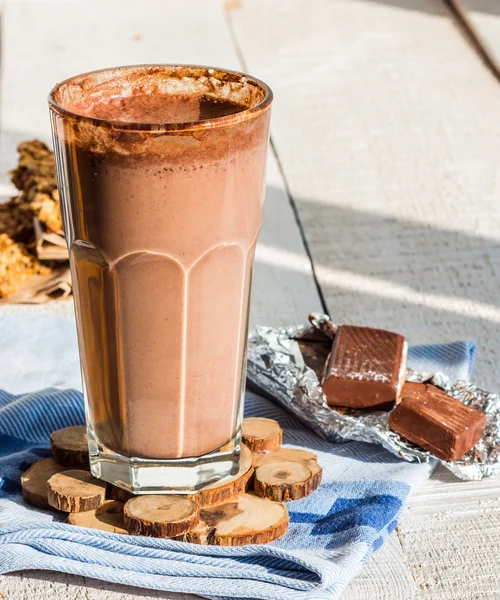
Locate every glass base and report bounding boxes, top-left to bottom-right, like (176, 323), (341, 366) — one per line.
(87, 429), (241, 494)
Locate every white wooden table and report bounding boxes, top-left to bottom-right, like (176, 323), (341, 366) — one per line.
(1, 0), (500, 598)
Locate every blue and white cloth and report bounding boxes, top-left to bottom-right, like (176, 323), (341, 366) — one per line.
(0, 315), (476, 599)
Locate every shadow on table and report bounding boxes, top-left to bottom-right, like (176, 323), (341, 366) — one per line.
(0, 128), (52, 202)
(362, 0), (500, 17)
(259, 184), (500, 389)
(2, 124), (499, 386)
(17, 571), (196, 599)
(429, 463), (471, 482)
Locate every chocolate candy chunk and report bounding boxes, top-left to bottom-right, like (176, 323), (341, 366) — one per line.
(298, 340), (331, 380)
(295, 326), (332, 380)
(389, 382), (486, 461)
(321, 325), (407, 408)
(293, 326), (332, 344)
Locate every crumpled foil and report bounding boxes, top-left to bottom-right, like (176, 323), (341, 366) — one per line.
(246, 316), (500, 481)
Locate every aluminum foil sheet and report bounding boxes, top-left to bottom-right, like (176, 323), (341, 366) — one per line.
(246, 316), (500, 481)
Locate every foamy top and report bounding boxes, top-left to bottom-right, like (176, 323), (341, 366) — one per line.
(49, 65), (272, 131)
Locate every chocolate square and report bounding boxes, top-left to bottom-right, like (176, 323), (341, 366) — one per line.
(295, 326), (333, 380)
(321, 325), (407, 408)
(389, 382), (486, 461)
(298, 341), (331, 380)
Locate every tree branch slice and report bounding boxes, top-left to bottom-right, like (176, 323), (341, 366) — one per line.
(252, 447), (322, 492)
(124, 495), (200, 537)
(21, 458), (65, 509)
(193, 444), (253, 507)
(108, 485), (133, 503)
(47, 469), (106, 512)
(68, 499), (127, 534)
(182, 493), (289, 546)
(253, 461), (315, 501)
(51, 426), (89, 468)
(242, 417), (282, 453)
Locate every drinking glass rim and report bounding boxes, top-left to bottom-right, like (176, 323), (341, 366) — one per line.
(48, 64), (273, 132)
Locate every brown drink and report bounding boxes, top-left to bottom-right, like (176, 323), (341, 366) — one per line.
(49, 66), (272, 493)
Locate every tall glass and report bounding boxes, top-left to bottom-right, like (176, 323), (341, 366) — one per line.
(48, 65), (272, 493)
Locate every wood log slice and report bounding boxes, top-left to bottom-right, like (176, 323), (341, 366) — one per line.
(50, 425), (89, 468)
(242, 418), (282, 453)
(21, 457), (65, 509)
(47, 469), (106, 512)
(67, 499), (127, 534)
(124, 495), (199, 538)
(253, 461), (315, 501)
(108, 485), (134, 503)
(252, 447), (322, 491)
(182, 493), (288, 546)
(193, 444), (253, 507)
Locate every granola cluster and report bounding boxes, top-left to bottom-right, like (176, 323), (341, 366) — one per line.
(0, 140), (69, 300)
(0, 233), (50, 297)
(0, 198), (33, 241)
(9, 140), (62, 234)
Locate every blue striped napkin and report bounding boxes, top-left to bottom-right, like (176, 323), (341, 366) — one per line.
(0, 315), (476, 600)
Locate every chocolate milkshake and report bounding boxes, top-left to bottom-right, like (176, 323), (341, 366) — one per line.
(49, 66), (272, 492)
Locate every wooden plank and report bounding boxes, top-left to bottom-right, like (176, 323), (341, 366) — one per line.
(450, 0), (500, 80)
(398, 510), (500, 600)
(0, 572), (89, 600)
(0, 571), (198, 600)
(229, 0), (500, 392)
(343, 533), (419, 600)
(407, 464), (500, 516)
(229, 1), (500, 599)
(0, 0), (321, 326)
(253, 154), (324, 326)
(0, 0), (320, 599)
(398, 465), (500, 600)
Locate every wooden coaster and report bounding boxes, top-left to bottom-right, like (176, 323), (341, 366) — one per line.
(252, 447), (322, 492)
(51, 425), (89, 468)
(242, 418), (282, 453)
(47, 469), (106, 512)
(182, 493), (289, 546)
(67, 499), (127, 534)
(108, 485), (134, 503)
(253, 461), (316, 501)
(124, 495), (200, 538)
(23, 424), (322, 547)
(21, 457), (65, 509)
(193, 444), (253, 507)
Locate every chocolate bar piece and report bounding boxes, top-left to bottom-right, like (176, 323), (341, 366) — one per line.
(295, 326), (333, 380)
(321, 325), (407, 408)
(389, 382), (486, 461)
(294, 326), (332, 345)
(298, 340), (331, 380)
